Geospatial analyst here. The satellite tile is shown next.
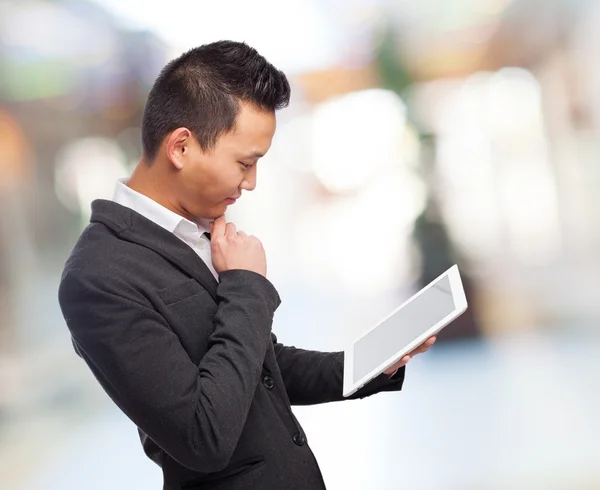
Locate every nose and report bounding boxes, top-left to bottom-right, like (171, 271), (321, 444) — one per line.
(240, 165), (257, 191)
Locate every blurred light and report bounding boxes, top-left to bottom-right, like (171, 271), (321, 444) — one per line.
(0, 112), (31, 189)
(92, 0), (342, 75)
(487, 68), (543, 134)
(488, 70), (561, 265)
(408, 78), (465, 135)
(500, 164), (561, 265)
(311, 89), (407, 194)
(2, 62), (77, 101)
(386, 0), (514, 34)
(430, 69), (561, 266)
(434, 74), (501, 260)
(54, 138), (128, 227)
(1, 3), (116, 63)
(115, 127), (143, 172)
(278, 88), (423, 292)
(274, 113), (315, 173)
(294, 168), (425, 293)
(0, 3), (119, 101)
(474, 0), (515, 17)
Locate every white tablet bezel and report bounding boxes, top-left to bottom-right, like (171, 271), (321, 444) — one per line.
(342, 265), (468, 398)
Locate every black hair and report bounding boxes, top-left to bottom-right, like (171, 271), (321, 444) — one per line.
(141, 40), (291, 161)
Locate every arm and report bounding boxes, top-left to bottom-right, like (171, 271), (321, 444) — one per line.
(272, 334), (405, 406)
(58, 268), (278, 473)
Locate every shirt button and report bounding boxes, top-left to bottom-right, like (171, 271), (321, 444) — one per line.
(262, 375), (274, 390)
(292, 433), (305, 446)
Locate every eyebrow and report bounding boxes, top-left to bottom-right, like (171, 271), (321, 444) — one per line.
(243, 151), (265, 159)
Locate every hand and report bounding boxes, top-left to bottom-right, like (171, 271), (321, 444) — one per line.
(383, 336), (437, 376)
(209, 216), (267, 277)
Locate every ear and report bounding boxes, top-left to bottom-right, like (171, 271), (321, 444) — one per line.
(165, 127), (192, 170)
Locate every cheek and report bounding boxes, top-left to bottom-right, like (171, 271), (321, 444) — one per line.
(218, 167), (244, 187)
(204, 167), (242, 198)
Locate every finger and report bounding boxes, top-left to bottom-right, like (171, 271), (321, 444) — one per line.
(400, 355), (411, 367)
(411, 344), (429, 356)
(384, 364), (400, 375)
(419, 339), (434, 352)
(421, 336), (436, 351)
(237, 230), (247, 237)
(225, 222), (237, 236)
(411, 336), (437, 356)
(211, 215), (226, 237)
(384, 358), (404, 375)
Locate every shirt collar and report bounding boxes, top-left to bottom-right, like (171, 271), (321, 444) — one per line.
(112, 178), (210, 236)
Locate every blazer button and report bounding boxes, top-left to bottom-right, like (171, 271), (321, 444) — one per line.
(262, 375), (274, 389)
(292, 433), (305, 446)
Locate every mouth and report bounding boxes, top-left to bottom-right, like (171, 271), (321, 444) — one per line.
(225, 197), (239, 204)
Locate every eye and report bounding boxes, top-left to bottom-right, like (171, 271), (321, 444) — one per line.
(239, 162), (252, 169)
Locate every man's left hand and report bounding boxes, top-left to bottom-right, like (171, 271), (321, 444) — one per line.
(383, 336), (437, 376)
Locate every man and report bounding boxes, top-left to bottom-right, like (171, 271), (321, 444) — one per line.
(58, 41), (435, 490)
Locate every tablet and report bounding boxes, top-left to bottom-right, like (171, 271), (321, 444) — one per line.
(342, 265), (468, 397)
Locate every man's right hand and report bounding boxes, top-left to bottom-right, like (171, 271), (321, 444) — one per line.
(209, 216), (267, 277)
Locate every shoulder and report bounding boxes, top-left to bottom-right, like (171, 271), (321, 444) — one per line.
(64, 221), (162, 274)
(59, 222), (169, 302)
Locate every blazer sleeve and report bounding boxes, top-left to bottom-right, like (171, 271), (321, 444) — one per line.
(272, 334), (405, 405)
(58, 268), (279, 474)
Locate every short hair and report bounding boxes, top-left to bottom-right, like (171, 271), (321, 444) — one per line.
(141, 40), (291, 161)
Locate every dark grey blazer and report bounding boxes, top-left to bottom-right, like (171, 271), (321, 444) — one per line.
(58, 200), (405, 490)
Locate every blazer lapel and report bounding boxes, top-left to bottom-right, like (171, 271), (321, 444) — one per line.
(90, 199), (218, 301)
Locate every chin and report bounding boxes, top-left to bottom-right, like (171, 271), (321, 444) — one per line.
(204, 205), (228, 219)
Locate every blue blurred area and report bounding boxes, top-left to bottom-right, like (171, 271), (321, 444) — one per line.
(1, 0), (599, 489)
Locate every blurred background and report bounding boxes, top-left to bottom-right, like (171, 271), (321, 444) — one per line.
(1, 0), (599, 488)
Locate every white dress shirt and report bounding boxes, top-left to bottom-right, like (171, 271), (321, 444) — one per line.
(112, 178), (219, 281)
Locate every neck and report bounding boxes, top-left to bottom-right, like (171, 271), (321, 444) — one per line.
(127, 158), (192, 222)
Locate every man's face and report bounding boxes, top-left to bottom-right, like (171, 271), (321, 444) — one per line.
(174, 101), (276, 220)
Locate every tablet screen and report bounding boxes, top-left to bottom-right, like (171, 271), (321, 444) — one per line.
(353, 275), (455, 383)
